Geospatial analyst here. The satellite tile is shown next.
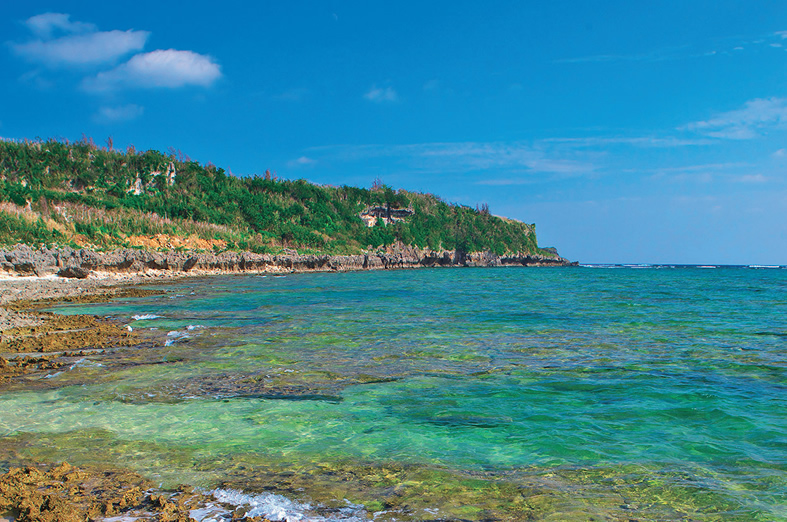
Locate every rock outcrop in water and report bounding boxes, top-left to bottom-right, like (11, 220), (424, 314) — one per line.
(0, 243), (574, 278)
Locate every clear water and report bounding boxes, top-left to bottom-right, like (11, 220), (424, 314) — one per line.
(1, 267), (786, 520)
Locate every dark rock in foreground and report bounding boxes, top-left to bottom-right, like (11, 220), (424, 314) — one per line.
(0, 243), (575, 278)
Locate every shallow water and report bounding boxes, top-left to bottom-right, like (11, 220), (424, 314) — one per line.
(1, 267), (786, 520)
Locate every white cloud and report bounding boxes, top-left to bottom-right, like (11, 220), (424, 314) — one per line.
(423, 79), (440, 91)
(25, 12), (96, 38)
(310, 141), (597, 178)
(12, 13), (147, 67)
(475, 177), (540, 186)
(13, 30), (149, 67)
(415, 142), (593, 174)
(684, 97), (787, 139)
(83, 49), (222, 91)
(555, 45), (700, 64)
(364, 86), (398, 103)
(287, 156), (316, 168)
(542, 136), (712, 148)
(559, 31), (787, 64)
(10, 13), (222, 94)
(738, 174), (768, 183)
(95, 104), (144, 123)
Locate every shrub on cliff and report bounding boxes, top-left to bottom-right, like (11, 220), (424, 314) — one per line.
(0, 138), (552, 257)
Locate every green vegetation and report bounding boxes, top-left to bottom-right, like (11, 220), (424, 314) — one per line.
(0, 137), (551, 256)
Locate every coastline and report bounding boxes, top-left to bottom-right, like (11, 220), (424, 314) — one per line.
(0, 270), (331, 521)
(0, 247), (574, 521)
(0, 242), (573, 332)
(1, 243), (574, 280)
(1, 265), (783, 521)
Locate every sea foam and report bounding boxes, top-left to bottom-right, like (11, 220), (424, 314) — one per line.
(164, 325), (205, 346)
(189, 488), (368, 522)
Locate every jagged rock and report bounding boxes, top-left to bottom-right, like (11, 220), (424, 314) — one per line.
(58, 266), (91, 279)
(182, 256), (199, 272)
(0, 245), (58, 276)
(0, 242), (573, 278)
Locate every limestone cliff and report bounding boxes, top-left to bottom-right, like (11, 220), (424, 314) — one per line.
(0, 243), (574, 279)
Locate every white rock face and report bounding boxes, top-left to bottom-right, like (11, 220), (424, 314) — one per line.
(131, 175), (143, 195)
(166, 161), (177, 186)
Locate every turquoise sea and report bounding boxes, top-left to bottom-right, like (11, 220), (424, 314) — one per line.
(1, 266), (786, 520)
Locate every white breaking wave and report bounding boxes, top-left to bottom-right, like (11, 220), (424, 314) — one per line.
(132, 314), (162, 320)
(189, 489), (369, 522)
(69, 358), (103, 370)
(164, 326), (205, 346)
(165, 330), (190, 346)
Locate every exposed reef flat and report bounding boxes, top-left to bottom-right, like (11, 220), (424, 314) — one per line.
(0, 461), (274, 522)
(0, 281), (163, 388)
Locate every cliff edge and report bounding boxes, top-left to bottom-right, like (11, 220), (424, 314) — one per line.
(0, 243), (574, 279)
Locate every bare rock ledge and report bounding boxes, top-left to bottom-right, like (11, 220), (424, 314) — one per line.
(0, 244), (575, 279)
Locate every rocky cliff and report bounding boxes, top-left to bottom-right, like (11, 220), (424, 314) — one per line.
(0, 243), (574, 279)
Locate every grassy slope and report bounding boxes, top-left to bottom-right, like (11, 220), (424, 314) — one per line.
(0, 138), (553, 257)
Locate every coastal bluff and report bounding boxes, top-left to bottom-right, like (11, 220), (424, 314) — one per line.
(0, 243), (574, 279)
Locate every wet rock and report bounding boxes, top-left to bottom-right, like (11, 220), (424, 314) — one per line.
(0, 313), (142, 354)
(0, 463), (221, 522)
(0, 463), (147, 522)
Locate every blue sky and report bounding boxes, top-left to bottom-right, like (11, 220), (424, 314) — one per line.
(1, 1), (785, 264)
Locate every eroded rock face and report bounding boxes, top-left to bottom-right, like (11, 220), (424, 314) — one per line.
(0, 243), (573, 277)
(57, 266), (91, 279)
(0, 245), (59, 276)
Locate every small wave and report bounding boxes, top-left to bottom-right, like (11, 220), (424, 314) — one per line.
(165, 331), (190, 346)
(195, 488), (368, 522)
(132, 314), (162, 320)
(165, 326), (205, 346)
(69, 358), (103, 370)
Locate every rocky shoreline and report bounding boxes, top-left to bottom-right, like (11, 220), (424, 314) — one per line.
(0, 462), (274, 522)
(1, 243), (574, 280)
(0, 244), (574, 521)
(0, 243), (575, 377)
